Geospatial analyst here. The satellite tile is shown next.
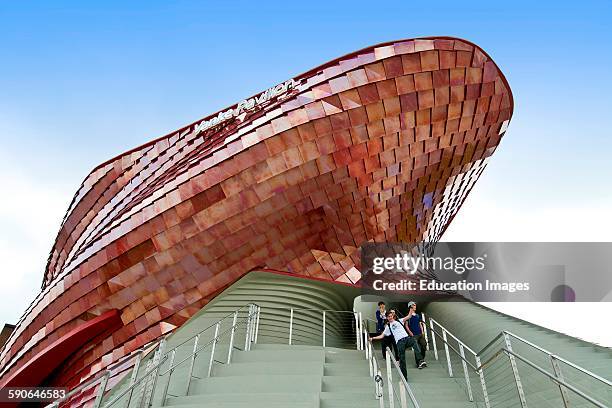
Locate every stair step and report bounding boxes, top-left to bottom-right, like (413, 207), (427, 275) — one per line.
(319, 391), (381, 408)
(164, 402), (317, 408)
(213, 361), (323, 376)
(166, 392), (318, 406)
(230, 349), (325, 363)
(188, 374), (322, 394)
(324, 364), (370, 376)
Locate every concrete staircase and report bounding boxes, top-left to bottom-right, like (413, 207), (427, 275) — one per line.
(161, 344), (379, 408)
(100, 272), (611, 408)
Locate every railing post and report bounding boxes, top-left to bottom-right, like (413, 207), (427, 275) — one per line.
(399, 381), (408, 408)
(289, 308), (293, 345)
(363, 328), (368, 358)
(504, 333), (528, 408)
(430, 319), (438, 360)
(185, 334), (199, 395)
(92, 371), (109, 408)
(227, 311), (238, 364)
(250, 305), (256, 344)
(377, 369), (385, 408)
(135, 359), (151, 408)
(244, 305), (252, 352)
(442, 329), (453, 377)
(475, 355), (491, 408)
(368, 342), (373, 377)
(373, 361), (379, 395)
(356, 312), (361, 350)
(358, 312), (363, 350)
(459, 344), (473, 401)
(354, 312), (359, 349)
(254, 305), (261, 344)
(143, 337), (166, 408)
(385, 349), (395, 408)
(160, 349), (176, 405)
(322, 311), (326, 347)
(125, 351), (143, 408)
(249, 304), (257, 342)
(207, 322), (220, 378)
(421, 312), (430, 351)
(550, 355), (571, 408)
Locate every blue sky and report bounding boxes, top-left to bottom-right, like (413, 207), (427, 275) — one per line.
(1, 1), (611, 343)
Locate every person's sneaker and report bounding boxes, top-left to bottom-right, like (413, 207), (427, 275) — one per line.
(418, 361), (427, 369)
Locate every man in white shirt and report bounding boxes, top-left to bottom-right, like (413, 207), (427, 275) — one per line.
(370, 310), (426, 379)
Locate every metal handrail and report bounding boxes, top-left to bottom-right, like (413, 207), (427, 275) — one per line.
(475, 328), (612, 389)
(272, 307), (356, 313)
(430, 318), (477, 357)
(102, 304), (261, 408)
(360, 315), (420, 408)
(47, 340), (159, 408)
(427, 318), (478, 403)
(101, 349), (172, 408)
(47, 370), (108, 408)
(429, 327), (478, 371)
(504, 331), (612, 388)
(427, 317), (611, 408)
(164, 303), (252, 351)
(385, 347), (421, 408)
(158, 307), (258, 377)
(476, 331), (506, 356)
(47, 303), (259, 408)
(505, 349), (608, 408)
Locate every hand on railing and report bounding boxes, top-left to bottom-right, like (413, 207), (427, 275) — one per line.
(360, 319), (420, 408)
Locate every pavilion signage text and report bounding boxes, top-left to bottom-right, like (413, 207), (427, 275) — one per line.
(194, 78), (297, 135)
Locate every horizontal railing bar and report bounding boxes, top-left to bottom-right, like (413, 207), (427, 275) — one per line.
(102, 353), (171, 407)
(49, 371), (106, 407)
(104, 306), (258, 408)
(504, 349), (608, 408)
(429, 328), (478, 371)
(47, 345), (155, 408)
(476, 332), (505, 356)
(426, 316), (611, 408)
(168, 304), (254, 350)
(430, 318), (477, 356)
(159, 311), (257, 376)
(476, 349), (507, 372)
(504, 331), (612, 387)
(261, 307), (356, 313)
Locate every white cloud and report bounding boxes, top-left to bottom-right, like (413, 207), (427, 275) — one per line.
(0, 155), (71, 325)
(443, 196), (612, 242)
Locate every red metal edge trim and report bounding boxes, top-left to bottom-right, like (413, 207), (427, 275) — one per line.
(0, 309), (122, 389)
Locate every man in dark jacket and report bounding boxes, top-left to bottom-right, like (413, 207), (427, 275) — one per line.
(405, 301), (427, 367)
(375, 301), (398, 360)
